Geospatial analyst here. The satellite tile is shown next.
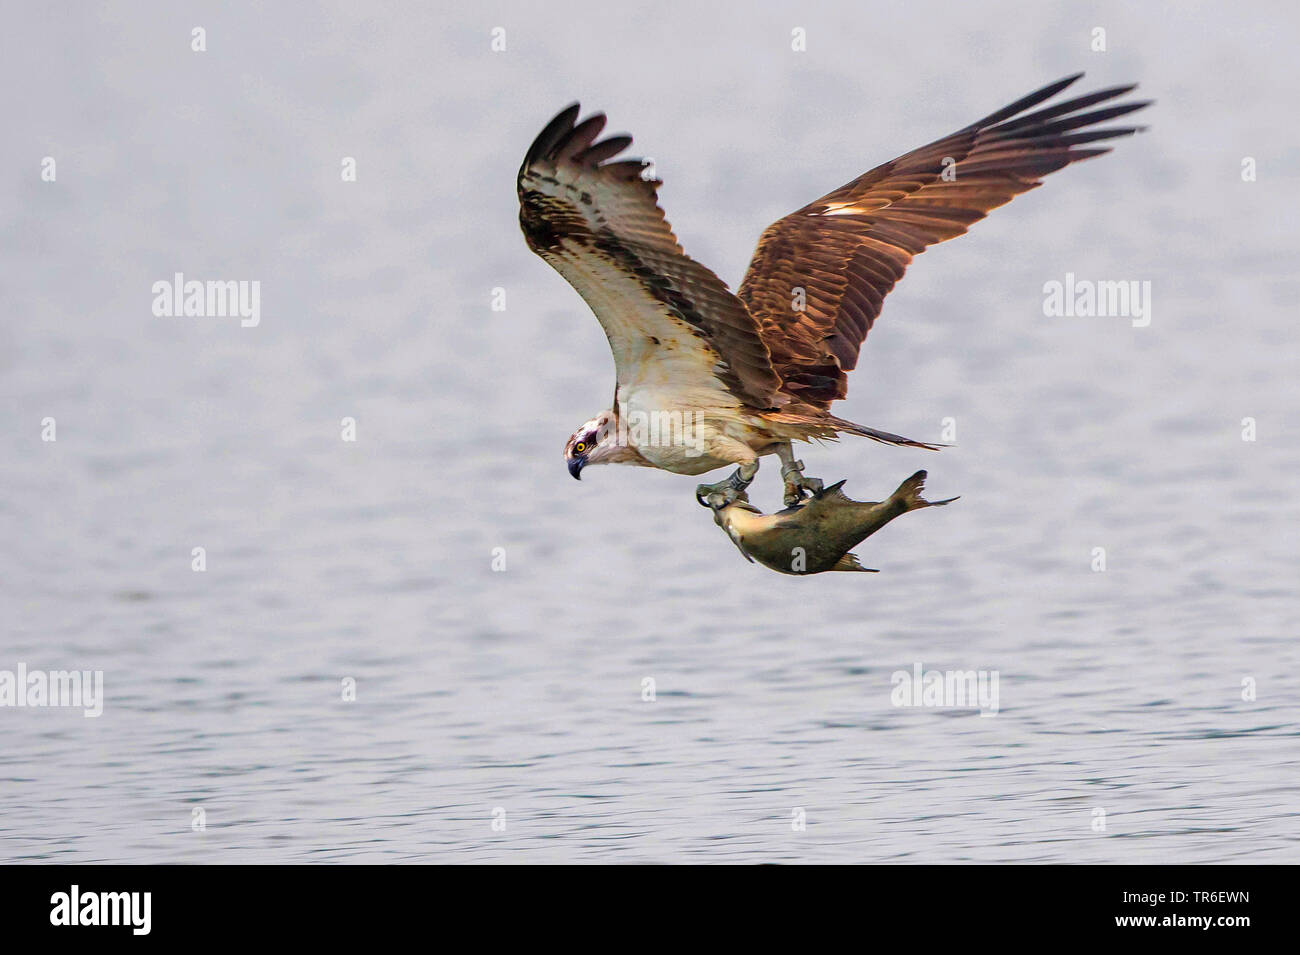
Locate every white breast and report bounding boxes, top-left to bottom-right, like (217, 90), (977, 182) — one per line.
(617, 383), (762, 475)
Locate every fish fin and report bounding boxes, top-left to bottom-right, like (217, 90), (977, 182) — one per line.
(890, 470), (959, 512)
(814, 479), (855, 505)
(832, 552), (880, 573)
(725, 526), (755, 563)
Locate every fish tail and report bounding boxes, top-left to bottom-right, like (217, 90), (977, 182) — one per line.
(890, 470), (960, 512)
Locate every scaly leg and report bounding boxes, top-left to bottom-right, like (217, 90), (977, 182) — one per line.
(695, 460), (759, 508)
(776, 442), (823, 507)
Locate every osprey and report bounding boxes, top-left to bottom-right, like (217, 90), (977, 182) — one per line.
(517, 74), (1148, 506)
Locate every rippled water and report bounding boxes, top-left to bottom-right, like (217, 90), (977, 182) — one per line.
(2, 2), (1298, 862)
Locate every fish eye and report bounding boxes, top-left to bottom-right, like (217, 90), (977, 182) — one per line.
(574, 441), (587, 454)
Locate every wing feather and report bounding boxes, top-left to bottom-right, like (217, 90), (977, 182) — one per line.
(739, 74), (1151, 409)
(518, 105), (782, 411)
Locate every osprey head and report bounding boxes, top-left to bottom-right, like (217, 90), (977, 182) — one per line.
(564, 411), (617, 480)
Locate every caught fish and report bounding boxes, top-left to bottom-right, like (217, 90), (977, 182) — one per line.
(703, 470), (957, 575)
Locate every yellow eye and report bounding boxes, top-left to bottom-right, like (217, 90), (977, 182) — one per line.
(574, 442), (587, 454)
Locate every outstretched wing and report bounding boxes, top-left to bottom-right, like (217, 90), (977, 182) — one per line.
(739, 74), (1150, 409)
(518, 104), (782, 412)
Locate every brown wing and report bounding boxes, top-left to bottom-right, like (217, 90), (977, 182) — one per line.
(519, 104), (782, 412)
(738, 74), (1151, 409)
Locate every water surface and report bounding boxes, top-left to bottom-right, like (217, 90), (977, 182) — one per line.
(1, 1), (1297, 862)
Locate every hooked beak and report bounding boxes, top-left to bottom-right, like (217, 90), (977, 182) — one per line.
(567, 455), (586, 480)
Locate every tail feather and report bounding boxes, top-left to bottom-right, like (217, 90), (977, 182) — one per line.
(826, 415), (946, 451)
